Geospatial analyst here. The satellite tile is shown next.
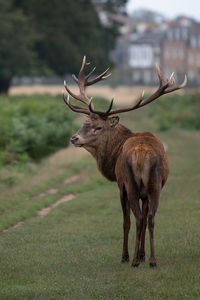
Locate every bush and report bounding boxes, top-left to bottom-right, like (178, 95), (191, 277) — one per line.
(148, 93), (200, 131)
(0, 94), (76, 165)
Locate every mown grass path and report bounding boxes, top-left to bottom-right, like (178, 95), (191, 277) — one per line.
(0, 109), (200, 299)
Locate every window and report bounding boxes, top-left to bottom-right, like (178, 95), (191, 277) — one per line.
(164, 48), (170, 59)
(129, 44), (153, 67)
(179, 48), (184, 59)
(154, 46), (160, 54)
(175, 28), (180, 40)
(197, 54), (200, 67)
(188, 54), (194, 66)
(188, 70), (195, 80)
(133, 70), (141, 82)
(144, 70), (151, 83)
(167, 30), (173, 40)
(182, 28), (188, 40)
(173, 47), (177, 59)
(191, 36), (197, 48)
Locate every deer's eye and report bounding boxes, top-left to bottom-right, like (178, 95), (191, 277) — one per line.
(96, 126), (102, 131)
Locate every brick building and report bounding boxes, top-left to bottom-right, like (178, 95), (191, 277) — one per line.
(112, 17), (200, 86)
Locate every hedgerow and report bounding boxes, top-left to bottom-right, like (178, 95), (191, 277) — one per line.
(0, 94), (76, 165)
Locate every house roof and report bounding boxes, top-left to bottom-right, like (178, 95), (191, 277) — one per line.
(131, 30), (165, 45)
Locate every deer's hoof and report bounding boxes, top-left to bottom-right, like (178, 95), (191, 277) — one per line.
(131, 259), (140, 268)
(121, 254), (129, 263)
(139, 252), (145, 262)
(149, 262), (157, 268)
(132, 263), (140, 268)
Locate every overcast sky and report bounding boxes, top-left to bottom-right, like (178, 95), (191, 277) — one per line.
(126, 0), (200, 22)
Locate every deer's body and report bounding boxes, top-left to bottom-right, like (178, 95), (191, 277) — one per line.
(62, 56), (186, 267)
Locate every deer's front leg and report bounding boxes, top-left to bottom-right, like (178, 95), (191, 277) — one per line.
(120, 186), (130, 263)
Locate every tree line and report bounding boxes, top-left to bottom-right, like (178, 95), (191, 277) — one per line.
(0, 0), (127, 93)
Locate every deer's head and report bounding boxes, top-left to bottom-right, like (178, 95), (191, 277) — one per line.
(63, 56), (187, 149)
(70, 113), (119, 149)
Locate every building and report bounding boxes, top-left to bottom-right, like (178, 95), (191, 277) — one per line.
(161, 25), (189, 80)
(187, 24), (200, 85)
(112, 15), (200, 86)
(129, 31), (164, 84)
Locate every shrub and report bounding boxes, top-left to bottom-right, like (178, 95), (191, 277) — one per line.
(148, 93), (200, 131)
(0, 94), (76, 165)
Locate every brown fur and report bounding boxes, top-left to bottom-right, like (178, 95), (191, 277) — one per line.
(71, 114), (169, 268)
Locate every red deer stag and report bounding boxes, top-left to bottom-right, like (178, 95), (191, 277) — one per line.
(62, 56), (187, 268)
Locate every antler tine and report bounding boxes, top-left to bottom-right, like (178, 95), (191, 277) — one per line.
(62, 91), (90, 115)
(85, 66), (96, 80)
(107, 97), (114, 113)
(155, 64), (171, 91)
(80, 55), (90, 74)
(106, 91), (145, 116)
(155, 64), (163, 86)
(87, 68), (112, 86)
(89, 97), (114, 116)
(164, 74), (187, 93)
(179, 74), (187, 88)
(72, 74), (78, 84)
(64, 78), (90, 106)
(169, 72), (175, 83)
(71, 57), (92, 83)
(64, 80), (79, 100)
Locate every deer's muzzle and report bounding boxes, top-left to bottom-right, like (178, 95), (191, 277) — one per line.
(70, 135), (79, 144)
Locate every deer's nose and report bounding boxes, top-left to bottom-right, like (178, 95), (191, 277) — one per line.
(70, 135), (79, 144)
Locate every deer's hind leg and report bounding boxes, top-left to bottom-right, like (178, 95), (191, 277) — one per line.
(120, 186), (131, 263)
(139, 198), (148, 262)
(125, 177), (142, 267)
(147, 178), (161, 268)
(130, 198), (143, 267)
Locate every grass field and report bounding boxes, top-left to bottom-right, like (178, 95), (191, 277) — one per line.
(0, 100), (200, 299)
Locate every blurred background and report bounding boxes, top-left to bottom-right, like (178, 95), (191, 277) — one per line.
(1, 0), (200, 92)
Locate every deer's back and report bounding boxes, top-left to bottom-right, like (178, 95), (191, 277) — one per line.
(115, 132), (169, 197)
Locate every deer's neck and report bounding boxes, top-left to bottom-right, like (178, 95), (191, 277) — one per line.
(85, 124), (132, 181)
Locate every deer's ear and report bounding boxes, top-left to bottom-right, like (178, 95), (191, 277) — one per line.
(108, 116), (119, 127)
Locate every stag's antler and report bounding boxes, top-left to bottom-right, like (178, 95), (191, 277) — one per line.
(63, 57), (187, 117)
(63, 56), (112, 115)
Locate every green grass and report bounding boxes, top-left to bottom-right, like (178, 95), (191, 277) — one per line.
(0, 97), (200, 299)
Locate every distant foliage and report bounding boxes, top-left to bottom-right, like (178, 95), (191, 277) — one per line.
(0, 0), (128, 92)
(0, 95), (76, 165)
(148, 93), (200, 131)
(0, 0), (37, 92)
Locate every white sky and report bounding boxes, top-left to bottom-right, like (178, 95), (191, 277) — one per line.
(126, 0), (200, 22)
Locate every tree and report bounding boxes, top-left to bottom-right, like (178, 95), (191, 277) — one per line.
(0, 0), (38, 92)
(14, 0), (124, 74)
(0, 0), (128, 93)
